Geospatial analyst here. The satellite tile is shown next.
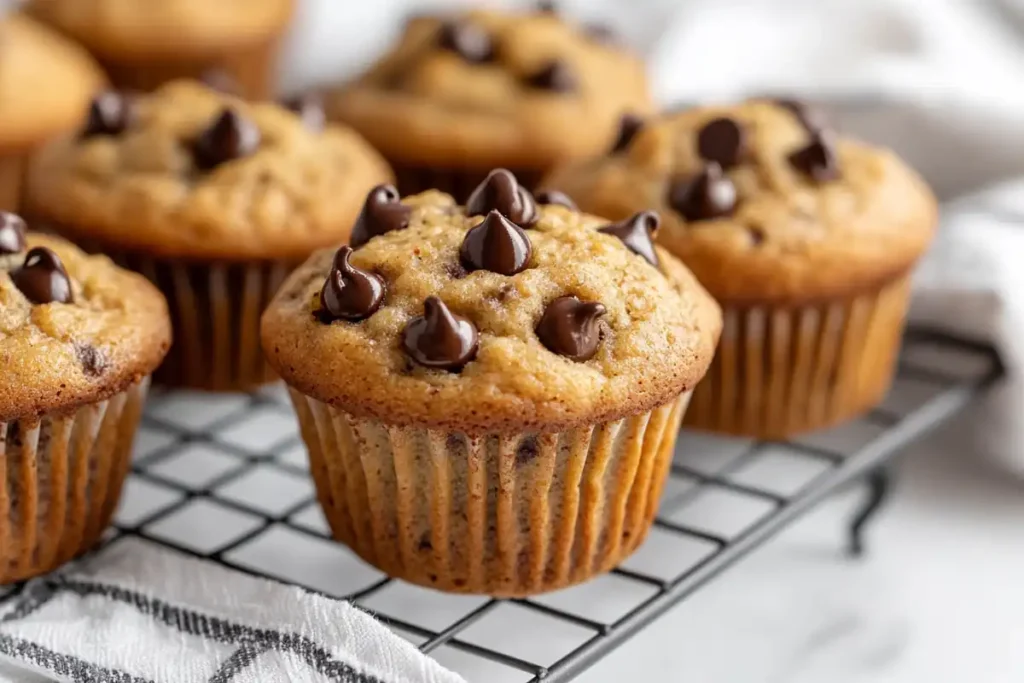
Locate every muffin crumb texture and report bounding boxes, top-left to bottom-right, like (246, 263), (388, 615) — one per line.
(262, 177), (721, 434)
(0, 224), (170, 421)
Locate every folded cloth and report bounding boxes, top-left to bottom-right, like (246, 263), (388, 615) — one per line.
(0, 538), (465, 683)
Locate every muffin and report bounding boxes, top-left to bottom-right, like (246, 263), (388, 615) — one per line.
(0, 215), (170, 582)
(261, 170), (721, 596)
(25, 0), (293, 99)
(24, 80), (393, 391)
(543, 99), (938, 438)
(0, 14), (105, 211)
(326, 7), (652, 202)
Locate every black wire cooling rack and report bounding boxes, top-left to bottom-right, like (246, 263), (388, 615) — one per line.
(20, 328), (1003, 682)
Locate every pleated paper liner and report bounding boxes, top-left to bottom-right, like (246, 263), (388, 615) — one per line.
(0, 152), (26, 212)
(290, 389), (692, 597)
(0, 378), (149, 584)
(685, 275), (912, 439)
(392, 166), (544, 203)
(109, 252), (294, 391)
(96, 34), (282, 99)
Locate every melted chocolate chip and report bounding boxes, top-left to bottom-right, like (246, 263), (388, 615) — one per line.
(465, 169), (538, 227)
(775, 98), (828, 133)
(598, 211), (660, 267)
(524, 60), (577, 92)
(192, 108), (261, 170)
(74, 343), (107, 377)
(350, 184), (412, 248)
(697, 117), (747, 169)
(402, 297), (479, 370)
(282, 93), (326, 132)
(667, 162), (737, 221)
(12, 247), (73, 305)
(0, 212), (26, 255)
(788, 133), (840, 182)
(536, 296), (606, 361)
(534, 189), (577, 210)
(460, 210), (533, 276)
(200, 69), (241, 95)
(610, 113), (644, 153)
(318, 246), (386, 322)
(81, 91), (134, 138)
(438, 21), (494, 63)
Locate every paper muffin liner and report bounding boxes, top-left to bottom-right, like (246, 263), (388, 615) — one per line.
(108, 251), (294, 391)
(95, 34), (282, 99)
(0, 378), (149, 584)
(288, 388), (692, 597)
(685, 275), (912, 439)
(0, 152), (26, 212)
(392, 165), (544, 203)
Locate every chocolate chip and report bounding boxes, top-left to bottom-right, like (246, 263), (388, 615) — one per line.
(438, 21), (494, 63)
(524, 60), (577, 92)
(598, 211), (660, 267)
(516, 436), (540, 465)
(697, 117), (747, 169)
(350, 184), (411, 248)
(0, 212), (26, 255)
(775, 98), (828, 133)
(583, 23), (618, 45)
(81, 91), (134, 138)
(667, 162), (737, 221)
(610, 113), (644, 153)
(200, 69), (241, 95)
(74, 343), (107, 377)
(282, 93), (326, 132)
(460, 210), (533, 276)
(534, 189), (577, 210)
(402, 297), (479, 371)
(466, 169), (538, 227)
(192, 108), (261, 170)
(536, 296), (606, 361)
(12, 247), (73, 305)
(789, 133), (839, 182)
(318, 246), (386, 322)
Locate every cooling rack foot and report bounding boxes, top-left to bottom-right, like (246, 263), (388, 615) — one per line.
(847, 467), (892, 558)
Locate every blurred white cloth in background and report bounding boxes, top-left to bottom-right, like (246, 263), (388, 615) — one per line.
(282, 0), (1024, 474)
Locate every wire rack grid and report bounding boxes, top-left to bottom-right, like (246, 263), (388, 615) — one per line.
(6, 328), (1000, 683)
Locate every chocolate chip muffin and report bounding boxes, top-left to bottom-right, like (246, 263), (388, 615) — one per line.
(0, 14), (105, 211)
(0, 215), (170, 582)
(543, 99), (938, 438)
(326, 6), (652, 202)
(25, 0), (293, 99)
(261, 170), (721, 596)
(24, 80), (393, 391)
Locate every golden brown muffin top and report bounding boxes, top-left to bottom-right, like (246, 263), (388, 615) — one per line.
(0, 223), (171, 422)
(0, 15), (105, 150)
(25, 80), (394, 261)
(25, 0), (293, 59)
(262, 173), (721, 435)
(543, 99), (938, 306)
(327, 8), (652, 170)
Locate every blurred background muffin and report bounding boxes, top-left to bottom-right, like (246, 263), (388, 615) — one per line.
(0, 13), (104, 211)
(24, 80), (392, 392)
(25, 0), (294, 99)
(326, 6), (652, 201)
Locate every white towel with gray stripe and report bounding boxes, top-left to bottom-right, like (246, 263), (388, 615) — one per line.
(0, 538), (464, 683)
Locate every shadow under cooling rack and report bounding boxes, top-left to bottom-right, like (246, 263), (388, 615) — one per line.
(60, 328), (1005, 682)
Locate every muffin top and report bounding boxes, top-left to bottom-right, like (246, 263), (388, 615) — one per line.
(25, 80), (394, 261)
(327, 8), (652, 170)
(25, 0), (293, 59)
(262, 171), (721, 435)
(0, 14), (105, 150)
(543, 99), (938, 306)
(0, 217), (171, 422)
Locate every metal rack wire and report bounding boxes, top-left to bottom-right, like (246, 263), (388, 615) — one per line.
(9, 328), (1003, 682)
